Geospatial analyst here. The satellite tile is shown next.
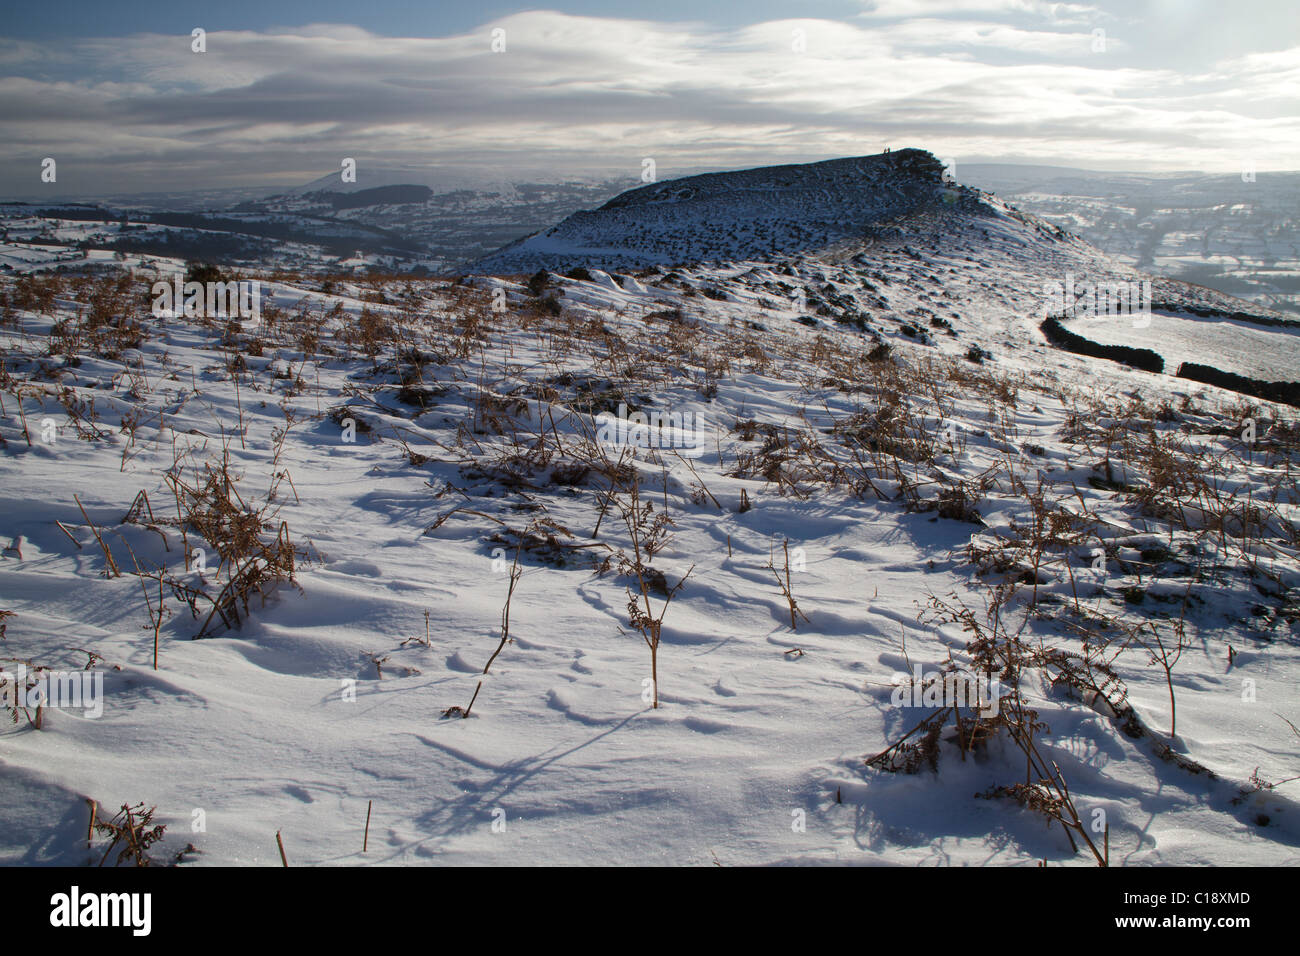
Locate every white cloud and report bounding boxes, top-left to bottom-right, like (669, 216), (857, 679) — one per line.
(860, 0), (1100, 22)
(0, 9), (1295, 196)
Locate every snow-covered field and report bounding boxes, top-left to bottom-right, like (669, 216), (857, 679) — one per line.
(1061, 311), (1300, 382)
(2, 160), (1298, 866)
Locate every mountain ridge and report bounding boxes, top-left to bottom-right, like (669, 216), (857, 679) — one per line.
(469, 148), (1044, 274)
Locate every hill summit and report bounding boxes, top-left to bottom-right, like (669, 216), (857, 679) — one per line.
(470, 148), (967, 273)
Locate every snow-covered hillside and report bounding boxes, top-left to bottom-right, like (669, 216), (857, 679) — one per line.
(473, 149), (999, 273)
(962, 164), (1300, 318)
(1, 152), (1298, 866)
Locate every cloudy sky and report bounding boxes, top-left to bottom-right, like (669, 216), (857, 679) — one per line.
(1, 0), (1296, 198)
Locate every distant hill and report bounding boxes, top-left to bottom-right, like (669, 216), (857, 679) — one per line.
(303, 185), (434, 210)
(462, 151), (1299, 319)
(470, 149), (1032, 273)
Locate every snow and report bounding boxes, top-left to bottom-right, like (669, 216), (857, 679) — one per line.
(1062, 311), (1300, 381)
(2, 153), (1298, 867)
(471, 150), (966, 274)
